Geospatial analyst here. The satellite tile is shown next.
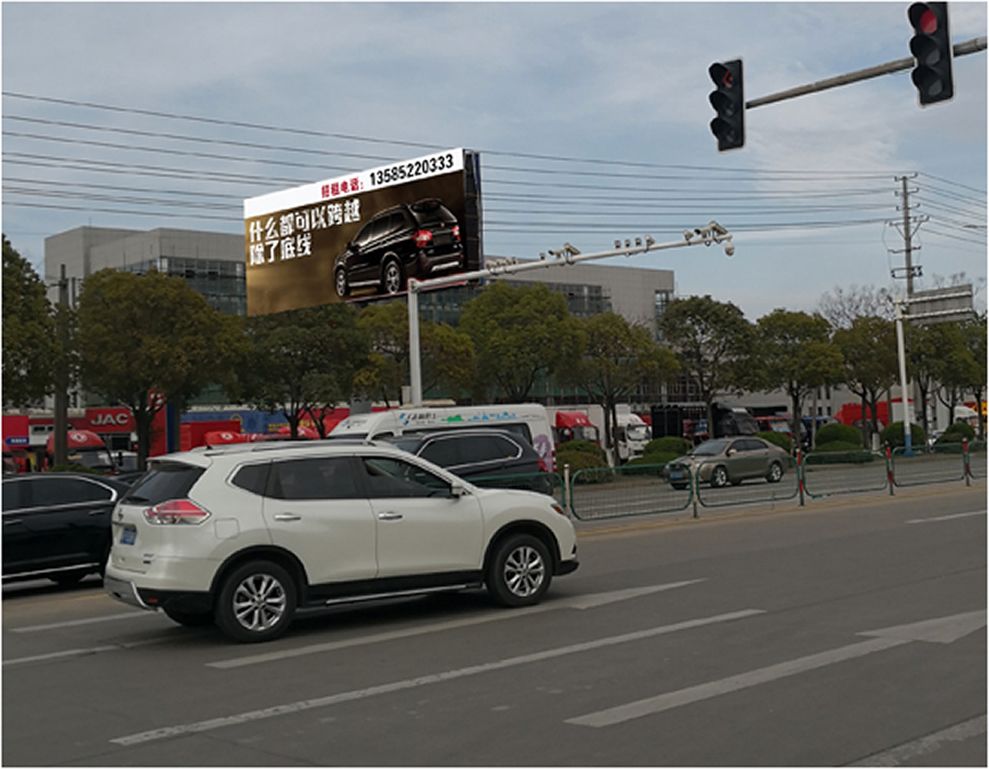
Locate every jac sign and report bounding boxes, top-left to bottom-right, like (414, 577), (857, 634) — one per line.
(86, 408), (135, 432)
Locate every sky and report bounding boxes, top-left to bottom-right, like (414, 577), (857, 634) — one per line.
(2, 1), (986, 321)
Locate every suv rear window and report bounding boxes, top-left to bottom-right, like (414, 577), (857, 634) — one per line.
(123, 462), (204, 504)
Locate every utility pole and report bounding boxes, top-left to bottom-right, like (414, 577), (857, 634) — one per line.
(52, 264), (69, 467)
(406, 224), (735, 406)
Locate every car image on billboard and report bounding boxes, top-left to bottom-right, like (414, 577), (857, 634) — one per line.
(244, 149), (481, 316)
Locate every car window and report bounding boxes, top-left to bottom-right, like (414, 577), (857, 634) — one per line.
(231, 462), (271, 496)
(360, 456), (449, 498)
(31, 477), (112, 507)
(458, 436), (519, 464)
(419, 438), (461, 467)
(124, 462), (204, 504)
(2, 480), (28, 511)
(267, 457), (361, 501)
(742, 439), (765, 452)
(386, 211), (408, 235)
(352, 219), (376, 248)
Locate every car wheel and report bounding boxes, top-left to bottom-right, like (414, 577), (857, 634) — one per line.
(381, 258), (404, 294)
(215, 560), (296, 643)
(335, 267), (349, 298)
(710, 466), (729, 488)
(487, 534), (552, 607)
(767, 461), (784, 483)
(163, 606), (215, 628)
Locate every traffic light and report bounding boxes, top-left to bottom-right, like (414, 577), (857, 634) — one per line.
(908, 2), (953, 105)
(708, 59), (744, 152)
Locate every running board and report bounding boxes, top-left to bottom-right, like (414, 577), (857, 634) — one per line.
(321, 582), (481, 607)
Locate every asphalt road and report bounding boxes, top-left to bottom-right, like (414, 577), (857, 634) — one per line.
(3, 483), (985, 766)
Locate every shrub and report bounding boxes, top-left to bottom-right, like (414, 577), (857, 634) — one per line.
(557, 441), (607, 467)
(939, 422), (975, 443)
(880, 421), (926, 449)
(757, 431), (792, 453)
(805, 444), (875, 464)
(642, 436), (692, 456)
(815, 422), (863, 448)
(627, 451), (679, 467)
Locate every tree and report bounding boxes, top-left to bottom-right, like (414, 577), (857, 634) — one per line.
(565, 312), (679, 460)
(239, 303), (367, 438)
(657, 295), (755, 433)
(818, 284), (895, 329)
(2, 235), (55, 407)
(354, 301), (475, 405)
(961, 317), (987, 439)
(833, 316), (899, 444)
(75, 269), (246, 467)
(756, 310), (843, 442)
(904, 322), (942, 439)
(931, 321), (979, 430)
(459, 282), (580, 402)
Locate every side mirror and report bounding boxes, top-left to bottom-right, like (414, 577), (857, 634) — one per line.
(450, 483), (467, 498)
(726, 448), (737, 457)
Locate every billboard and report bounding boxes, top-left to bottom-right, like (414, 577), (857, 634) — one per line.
(244, 148), (482, 316)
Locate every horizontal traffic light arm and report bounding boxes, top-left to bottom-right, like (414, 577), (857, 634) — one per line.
(745, 35), (985, 109)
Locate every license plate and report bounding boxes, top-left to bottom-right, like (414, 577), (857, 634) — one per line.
(120, 528), (136, 546)
(669, 472), (683, 480)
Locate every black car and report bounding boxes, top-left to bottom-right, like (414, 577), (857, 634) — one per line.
(334, 198), (463, 298)
(2, 473), (131, 586)
(384, 429), (555, 494)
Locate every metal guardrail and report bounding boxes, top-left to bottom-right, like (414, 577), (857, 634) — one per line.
(555, 440), (984, 522)
(801, 450), (888, 498)
(569, 464), (692, 521)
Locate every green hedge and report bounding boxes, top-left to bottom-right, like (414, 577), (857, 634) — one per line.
(881, 421), (926, 449)
(939, 422), (976, 443)
(806, 444), (876, 464)
(815, 422), (863, 448)
(627, 451), (678, 468)
(757, 431), (792, 453)
(642, 436), (692, 456)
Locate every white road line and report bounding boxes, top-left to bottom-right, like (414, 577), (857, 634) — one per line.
(4, 637), (166, 666)
(111, 608), (764, 746)
(208, 580), (705, 669)
(850, 714), (987, 766)
(9, 610), (158, 633)
(905, 509), (986, 524)
(567, 636), (906, 727)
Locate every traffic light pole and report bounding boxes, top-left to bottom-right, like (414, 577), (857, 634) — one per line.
(745, 36), (985, 109)
(406, 223), (734, 406)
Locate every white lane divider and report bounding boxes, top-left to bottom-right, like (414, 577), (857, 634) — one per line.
(111, 607), (764, 746)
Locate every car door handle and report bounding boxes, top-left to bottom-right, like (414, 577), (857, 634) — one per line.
(377, 512), (403, 521)
(273, 513), (302, 522)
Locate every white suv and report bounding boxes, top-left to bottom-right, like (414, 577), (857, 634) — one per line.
(104, 441), (578, 643)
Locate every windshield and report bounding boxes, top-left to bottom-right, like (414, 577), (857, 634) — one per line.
(627, 426), (650, 442)
(691, 439), (731, 457)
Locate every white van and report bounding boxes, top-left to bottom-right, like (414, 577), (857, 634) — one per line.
(331, 404), (556, 472)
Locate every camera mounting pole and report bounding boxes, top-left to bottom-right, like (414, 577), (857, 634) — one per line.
(405, 223), (734, 406)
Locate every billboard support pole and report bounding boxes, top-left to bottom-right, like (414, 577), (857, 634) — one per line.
(406, 222), (734, 406)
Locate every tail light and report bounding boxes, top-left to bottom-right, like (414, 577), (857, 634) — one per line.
(452, 224), (461, 242)
(144, 499), (211, 525)
(415, 229), (433, 248)
(537, 457), (549, 473)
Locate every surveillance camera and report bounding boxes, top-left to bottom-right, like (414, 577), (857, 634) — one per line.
(724, 243), (735, 257)
(645, 235), (655, 247)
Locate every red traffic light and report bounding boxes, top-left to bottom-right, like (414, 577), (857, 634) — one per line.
(909, 3), (938, 34)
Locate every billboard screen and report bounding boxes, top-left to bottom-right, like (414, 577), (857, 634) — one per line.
(244, 148), (482, 316)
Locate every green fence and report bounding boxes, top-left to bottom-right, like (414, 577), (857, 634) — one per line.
(890, 444), (966, 487)
(569, 463), (692, 521)
(967, 441), (986, 480)
(801, 450), (888, 498)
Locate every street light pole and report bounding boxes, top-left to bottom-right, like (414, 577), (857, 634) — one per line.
(405, 223), (735, 406)
(895, 299), (914, 456)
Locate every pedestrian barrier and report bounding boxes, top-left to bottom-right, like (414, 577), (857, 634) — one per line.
(569, 464), (692, 521)
(801, 450), (888, 498)
(693, 456), (799, 508)
(557, 440), (983, 521)
(890, 444), (966, 487)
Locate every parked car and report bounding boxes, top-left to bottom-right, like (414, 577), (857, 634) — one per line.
(104, 441), (578, 643)
(383, 429), (554, 494)
(334, 198), (463, 297)
(2, 473), (132, 586)
(663, 437), (789, 489)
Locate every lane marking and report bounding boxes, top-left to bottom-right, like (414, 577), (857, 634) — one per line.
(850, 714), (987, 766)
(905, 509), (986, 524)
(111, 608), (763, 745)
(567, 610), (987, 728)
(9, 611), (158, 633)
(4, 638), (166, 667)
(208, 580), (704, 670)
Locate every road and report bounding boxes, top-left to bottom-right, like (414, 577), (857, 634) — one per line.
(3, 483), (985, 766)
